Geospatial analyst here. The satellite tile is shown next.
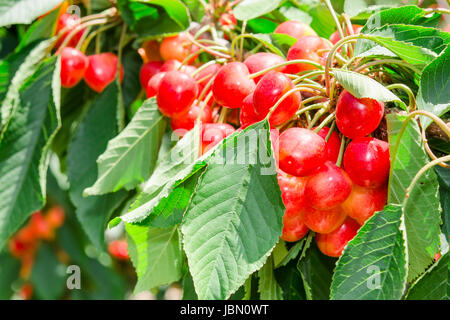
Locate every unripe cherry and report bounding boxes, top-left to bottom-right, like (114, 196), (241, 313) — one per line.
(60, 47), (88, 88)
(301, 204), (347, 234)
(286, 36), (331, 73)
(316, 218), (360, 257)
(274, 21), (317, 40)
(244, 52), (286, 83)
(140, 61), (164, 89)
(278, 128), (327, 177)
(253, 71), (301, 126)
(335, 90), (384, 139)
(212, 62), (256, 109)
(281, 214), (309, 242)
(343, 137), (390, 188)
(84, 53), (124, 93)
(156, 71), (198, 117)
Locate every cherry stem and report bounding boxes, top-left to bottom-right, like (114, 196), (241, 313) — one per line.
(239, 20), (247, 61)
(385, 83), (416, 112)
(402, 155), (450, 208)
(80, 20), (121, 53)
(196, 91), (213, 128)
(116, 23), (127, 132)
(354, 58), (418, 74)
(336, 135), (346, 167)
(323, 0), (345, 44)
(248, 59), (323, 80)
(325, 121), (336, 142)
(197, 77), (215, 102)
(267, 86), (318, 120)
(58, 18), (109, 51)
(295, 103), (326, 117)
(218, 107), (228, 123)
(186, 33), (231, 59)
(420, 124), (450, 169)
(313, 111), (335, 132)
(307, 105), (329, 128)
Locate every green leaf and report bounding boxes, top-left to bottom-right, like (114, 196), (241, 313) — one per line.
(67, 83), (128, 249)
(84, 98), (166, 195)
(435, 167), (449, 240)
(247, 18), (277, 34)
(297, 241), (336, 300)
(330, 205), (407, 300)
(135, 0), (190, 30)
(181, 120), (284, 299)
(0, 252), (20, 299)
(417, 46), (450, 128)
(251, 33), (297, 57)
(276, 238), (305, 268)
(307, 3), (336, 39)
(121, 48), (142, 111)
(0, 56), (60, 250)
(333, 69), (406, 110)
(0, 0), (63, 27)
(274, 259), (306, 300)
(31, 244), (67, 300)
(278, 4), (312, 24)
(234, 0), (283, 21)
(126, 223), (183, 293)
(258, 255), (283, 300)
(387, 114), (441, 282)
(406, 252), (449, 300)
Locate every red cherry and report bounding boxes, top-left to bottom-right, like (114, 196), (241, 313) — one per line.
(45, 206), (65, 229)
(201, 123), (235, 154)
(108, 240), (129, 260)
(301, 204), (347, 234)
(30, 211), (53, 240)
(159, 33), (198, 63)
(286, 36), (331, 74)
(219, 12), (237, 27)
(240, 92), (264, 129)
(243, 52), (286, 83)
(146, 72), (166, 98)
(19, 283), (34, 300)
(335, 90), (384, 139)
(60, 47), (88, 88)
(212, 62), (256, 109)
(194, 63), (221, 94)
(281, 214), (309, 242)
(329, 25), (363, 44)
(277, 170), (307, 217)
(156, 71), (198, 117)
(253, 71), (301, 126)
(274, 21), (317, 40)
(343, 137), (390, 188)
(316, 218), (360, 257)
(315, 127), (341, 162)
(55, 13), (86, 48)
(182, 65), (197, 76)
(278, 128), (327, 177)
(305, 161), (352, 210)
(171, 103), (212, 134)
(84, 53), (124, 93)
(140, 61), (164, 89)
(341, 184), (387, 225)
(160, 59), (182, 72)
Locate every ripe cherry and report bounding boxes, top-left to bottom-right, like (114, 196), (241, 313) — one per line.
(60, 47), (88, 88)
(315, 127), (341, 163)
(55, 13), (86, 48)
(219, 12), (237, 27)
(45, 206), (66, 229)
(160, 59), (182, 72)
(108, 240), (129, 260)
(156, 71), (198, 117)
(281, 214), (309, 242)
(19, 283), (34, 300)
(30, 211), (53, 240)
(274, 21), (317, 40)
(304, 161), (352, 210)
(243, 52), (286, 83)
(212, 62), (256, 109)
(84, 53), (124, 93)
(146, 72), (166, 98)
(301, 204), (347, 234)
(316, 218), (360, 257)
(140, 61), (164, 89)
(171, 103), (212, 134)
(194, 63), (221, 94)
(343, 137), (390, 188)
(240, 92), (264, 129)
(253, 71), (301, 126)
(329, 25), (363, 44)
(335, 90), (384, 139)
(286, 36), (331, 73)
(201, 123), (235, 154)
(277, 170), (307, 217)
(341, 184), (387, 225)
(278, 128), (327, 177)
(159, 33), (198, 63)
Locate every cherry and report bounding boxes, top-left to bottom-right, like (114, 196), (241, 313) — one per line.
(212, 62), (256, 109)
(240, 92), (264, 129)
(329, 25), (363, 44)
(193, 63), (221, 94)
(343, 137), (390, 188)
(219, 12), (237, 27)
(19, 283), (34, 300)
(156, 71), (198, 117)
(139, 40), (162, 62)
(253, 71), (301, 126)
(84, 53), (124, 93)
(277, 170), (307, 217)
(341, 184), (387, 225)
(270, 128), (280, 163)
(315, 127), (341, 163)
(182, 65), (197, 76)
(243, 52), (286, 83)
(278, 128), (327, 177)
(274, 21), (317, 40)
(60, 47), (88, 88)
(55, 13), (86, 48)
(30, 211), (53, 240)
(160, 59), (182, 72)
(281, 214), (309, 242)
(171, 103), (212, 134)
(301, 204), (347, 234)
(159, 33), (198, 63)
(335, 90), (384, 139)
(140, 61), (164, 89)
(304, 161), (352, 210)
(146, 72), (166, 98)
(316, 218), (360, 257)
(45, 206), (66, 229)
(201, 123), (235, 154)
(108, 240), (129, 260)
(286, 36), (331, 74)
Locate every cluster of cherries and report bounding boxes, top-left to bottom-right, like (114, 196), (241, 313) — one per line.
(8, 206), (65, 299)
